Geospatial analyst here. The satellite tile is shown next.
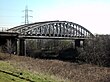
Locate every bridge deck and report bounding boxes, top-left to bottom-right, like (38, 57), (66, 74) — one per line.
(19, 35), (89, 40)
(0, 32), (18, 38)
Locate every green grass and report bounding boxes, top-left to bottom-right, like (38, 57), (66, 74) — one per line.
(0, 61), (58, 82)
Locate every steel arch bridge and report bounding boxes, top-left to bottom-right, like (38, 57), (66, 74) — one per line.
(8, 20), (94, 39)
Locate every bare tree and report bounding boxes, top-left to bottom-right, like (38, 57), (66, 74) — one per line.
(3, 39), (14, 57)
(77, 35), (110, 67)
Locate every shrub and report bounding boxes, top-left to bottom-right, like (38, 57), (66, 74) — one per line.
(77, 35), (110, 67)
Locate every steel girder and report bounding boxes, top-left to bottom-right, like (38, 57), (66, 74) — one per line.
(7, 21), (94, 38)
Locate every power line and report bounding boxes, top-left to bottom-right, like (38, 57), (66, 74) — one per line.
(22, 5), (33, 24)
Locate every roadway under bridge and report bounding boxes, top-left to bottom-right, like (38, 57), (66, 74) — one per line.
(0, 20), (94, 55)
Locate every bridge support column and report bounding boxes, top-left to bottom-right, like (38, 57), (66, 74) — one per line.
(19, 38), (26, 56)
(75, 39), (84, 48)
(72, 40), (75, 49)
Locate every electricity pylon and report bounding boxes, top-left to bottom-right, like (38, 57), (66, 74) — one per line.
(22, 5), (33, 24)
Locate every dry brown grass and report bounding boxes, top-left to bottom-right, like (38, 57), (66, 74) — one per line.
(1, 53), (110, 82)
(0, 53), (11, 60)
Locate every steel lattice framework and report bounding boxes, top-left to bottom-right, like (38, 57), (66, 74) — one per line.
(7, 21), (94, 39)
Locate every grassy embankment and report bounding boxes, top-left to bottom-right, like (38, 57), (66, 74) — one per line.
(0, 53), (110, 82)
(0, 61), (60, 82)
(0, 53), (62, 82)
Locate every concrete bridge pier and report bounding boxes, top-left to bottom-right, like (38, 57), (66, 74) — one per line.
(75, 39), (84, 48)
(18, 38), (26, 56)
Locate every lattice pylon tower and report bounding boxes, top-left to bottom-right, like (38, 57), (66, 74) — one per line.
(23, 5), (32, 24)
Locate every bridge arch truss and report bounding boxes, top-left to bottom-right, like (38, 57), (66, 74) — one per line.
(8, 21), (94, 39)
